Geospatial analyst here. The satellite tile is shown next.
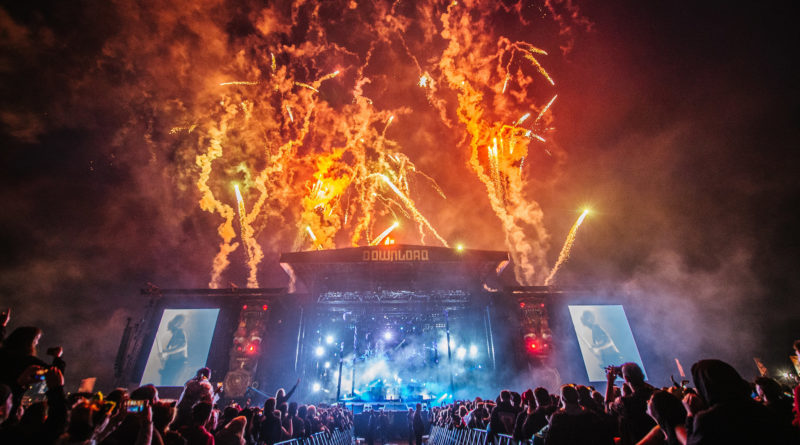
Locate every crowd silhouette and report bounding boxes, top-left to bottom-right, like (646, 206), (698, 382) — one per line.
(1, 308), (798, 445)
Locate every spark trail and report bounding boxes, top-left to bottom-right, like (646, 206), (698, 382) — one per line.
(544, 209), (590, 286)
(370, 221), (399, 246)
(374, 174), (449, 247)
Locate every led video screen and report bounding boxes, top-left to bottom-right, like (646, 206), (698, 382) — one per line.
(141, 308), (220, 386)
(568, 305), (646, 382)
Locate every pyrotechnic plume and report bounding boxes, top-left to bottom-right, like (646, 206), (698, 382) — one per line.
(196, 128), (239, 289)
(234, 185), (261, 288)
(165, 0), (577, 285)
(430, 2), (561, 284)
(544, 209), (590, 286)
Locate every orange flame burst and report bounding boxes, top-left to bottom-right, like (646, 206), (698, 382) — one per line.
(179, 0), (570, 286)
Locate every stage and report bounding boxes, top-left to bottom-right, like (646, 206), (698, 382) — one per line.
(113, 244), (621, 401)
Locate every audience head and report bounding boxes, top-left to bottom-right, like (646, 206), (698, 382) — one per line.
(591, 390), (605, 408)
(510, 391), (521, 407)
(691, 359), (750, 406)
(499, 390), (511, 402)
(3, 326), (42, 355)
(196, 367), (211, 380)
(533, 387), (550, 407)
(152, 400), (176, 432)
(21, 401), (47, 426)
(225, 416), (247, 436)
(576, 385), (593, 406)
(521, 389), (534, 407)
(66, 400), (100, 441)
(130, 384), (158, 404)
(192, 402), (213, 427)
(106, 388), (128, 414)
(621, 362), (646, 386)
(647, 390), (687, 441)
(754, 376), (783, 404)
(264, 397), (276, 414)
(559, 385), (579, 407)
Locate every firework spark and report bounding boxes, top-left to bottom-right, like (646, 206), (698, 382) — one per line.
(219, 81), (259, 86)
(544, 209), (590, 286)
(375, 174), (449, 247)
(370, 221), (399, 246)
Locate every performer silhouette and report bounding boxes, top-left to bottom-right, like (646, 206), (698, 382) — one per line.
(578, 310), (624, 374)
(159, 314), (188, 385)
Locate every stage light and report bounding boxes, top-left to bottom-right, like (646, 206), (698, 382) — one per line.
(519, 302), (525, 308)
(315, 346), (325, 357)
(324, 361), (330, 369)
(438, 337), (456, 351)
(262, 304), (268, 311)
(242, 305), (248, 310)
(312, 382), (321, 392)
(456, 347), (466, 359)
(456, 244), (464, 252)
(325, 335), (334, 344)
(383, 331), (393, 340)
(469, 344), (478, 358)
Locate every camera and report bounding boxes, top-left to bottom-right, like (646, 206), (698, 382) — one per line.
(605, 365), (622, 377)
(34, 368), (48, 381)
(125, 400), (145, 413)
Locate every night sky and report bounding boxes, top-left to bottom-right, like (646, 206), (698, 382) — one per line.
(1, 0), (798, 388)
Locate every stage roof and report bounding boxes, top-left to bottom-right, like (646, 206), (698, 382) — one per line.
(279, 245), (509, 295)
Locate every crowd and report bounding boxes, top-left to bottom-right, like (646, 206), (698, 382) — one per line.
(431, 346), (800, 445)
(0, 309), (353, 445)
(1, 307), (799, 445)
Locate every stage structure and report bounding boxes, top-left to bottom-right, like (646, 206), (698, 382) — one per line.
(114, 245), (557, 402)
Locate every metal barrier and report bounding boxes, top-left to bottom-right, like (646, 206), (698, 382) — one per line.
(275, 428), (354, 445)
(428, 426), (530, 445)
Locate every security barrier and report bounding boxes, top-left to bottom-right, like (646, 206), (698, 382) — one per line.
(275, 428), (354, 445)
(428, 426), (531, 445)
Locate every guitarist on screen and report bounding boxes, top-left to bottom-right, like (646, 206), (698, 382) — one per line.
(578, 309), (624, 374)
(159, 314), (188, 385)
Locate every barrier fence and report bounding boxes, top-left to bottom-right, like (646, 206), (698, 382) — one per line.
(427, 426), (533, 445)
(275, 428), (354, 445)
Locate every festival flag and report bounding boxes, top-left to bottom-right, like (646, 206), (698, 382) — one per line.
(753, 358), (768, 377)
(675, 358), (685, 378)
(790, 355), (800, 375)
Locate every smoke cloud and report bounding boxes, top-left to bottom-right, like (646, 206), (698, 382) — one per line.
(1, 0), (797, 393)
